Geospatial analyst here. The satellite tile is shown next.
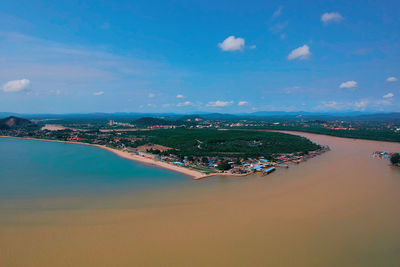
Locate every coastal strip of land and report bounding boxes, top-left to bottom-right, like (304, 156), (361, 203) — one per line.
(0, 136), (207, 179)
(0, 131), (327, 180)
(0, 131), (328, 179)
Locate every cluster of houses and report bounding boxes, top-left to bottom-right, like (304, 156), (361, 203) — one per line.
(147, 125), (177, 130)
(131, 146), (330, 176)
(372, 151), (400, 167)
(231, 157), (277, 175)
(372, 151), (393, 159)
(168, 156), (279, 175)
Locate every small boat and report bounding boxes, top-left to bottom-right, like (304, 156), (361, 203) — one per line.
(276, 164), (289, 168)
(262, 167), (276, 175)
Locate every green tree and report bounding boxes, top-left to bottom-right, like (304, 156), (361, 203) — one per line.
(201, 157), (209, 164)
(390, 153), (400, 165)
(217, 161), (232, 171)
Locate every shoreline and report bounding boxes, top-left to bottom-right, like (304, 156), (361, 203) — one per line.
(0, 132), (329, 180)
(0, 136), (209, 179)
(4, 128), (400, 266)
(224, 128), (400, 145)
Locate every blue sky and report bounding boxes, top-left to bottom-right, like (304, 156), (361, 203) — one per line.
(0, 0), (399, 113)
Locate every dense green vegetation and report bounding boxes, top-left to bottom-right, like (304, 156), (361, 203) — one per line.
(235, 125), (400, 143)
(217, 161), (232, 170)
(136, 128), (321, 158)
(391, 153), (400, 165)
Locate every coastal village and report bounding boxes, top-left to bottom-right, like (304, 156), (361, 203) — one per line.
(132, 145), (330, 177)
(0, 116), (331, 178)
(372, 151), (393, 159)
(372, 151), (400, 166)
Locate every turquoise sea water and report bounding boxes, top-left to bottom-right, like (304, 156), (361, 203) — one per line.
(0, 138), (190, 200)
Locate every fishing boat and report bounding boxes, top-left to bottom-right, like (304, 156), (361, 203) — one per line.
(262, 167), (276, 175)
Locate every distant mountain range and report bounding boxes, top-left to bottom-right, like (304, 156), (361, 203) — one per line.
(0, 111), (399, 122)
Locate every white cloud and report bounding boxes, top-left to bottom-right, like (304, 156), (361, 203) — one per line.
(339, 80), (357, 89)
(238, 101), (248, 106)
(269, 21), (288, 33)
(287, 45), (311, 60)
(377, 99), (392, 106)
(218, 36), (245, 51)
(383, 92), (394, 98)
(93, 91), (104, 96)
(148, 93), (155, 98)
(354, 100), (368, 110)
(50, 89), (61, 96)
(2, 78), (30, 92)
(322, 101), (338, 108)
(321, 12), (344, 24)
(272, 6), (283, 18)
(207, 100), (233, 107)
(386, 77), (397, 82)
(377, 93), (394, 106)
(177, 101), (192, 107)
(249, 45), (256, 49)
(283, 86), (303, 94)
(176, 94), (184, 98)
(320, 99), (369, 111)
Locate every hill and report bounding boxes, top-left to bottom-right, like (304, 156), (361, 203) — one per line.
(0, 116), (32, 130)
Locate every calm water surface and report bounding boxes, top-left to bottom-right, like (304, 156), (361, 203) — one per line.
(0, 138), (190, 200)
(1, 134), (400, 266)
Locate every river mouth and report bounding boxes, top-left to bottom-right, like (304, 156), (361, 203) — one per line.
(1, 132), (400, 266)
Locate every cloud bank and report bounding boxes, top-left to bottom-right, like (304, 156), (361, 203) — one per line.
(2, 78), (30, 92)
(177, 101), (192, 107)
(207, 100), (233, 107)
(383, 92), (394, 98)
(339, 80), (357, 89)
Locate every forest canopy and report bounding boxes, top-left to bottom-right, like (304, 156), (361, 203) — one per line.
(134, 129), (321, 158)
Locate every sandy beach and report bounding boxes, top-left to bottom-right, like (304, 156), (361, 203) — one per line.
(0, 136), (208, 179)
(99, 144), (207, 179)
(0, 134), (324, 180)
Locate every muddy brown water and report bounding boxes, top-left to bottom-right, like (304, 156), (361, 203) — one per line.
(1, 132), (400, 266)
